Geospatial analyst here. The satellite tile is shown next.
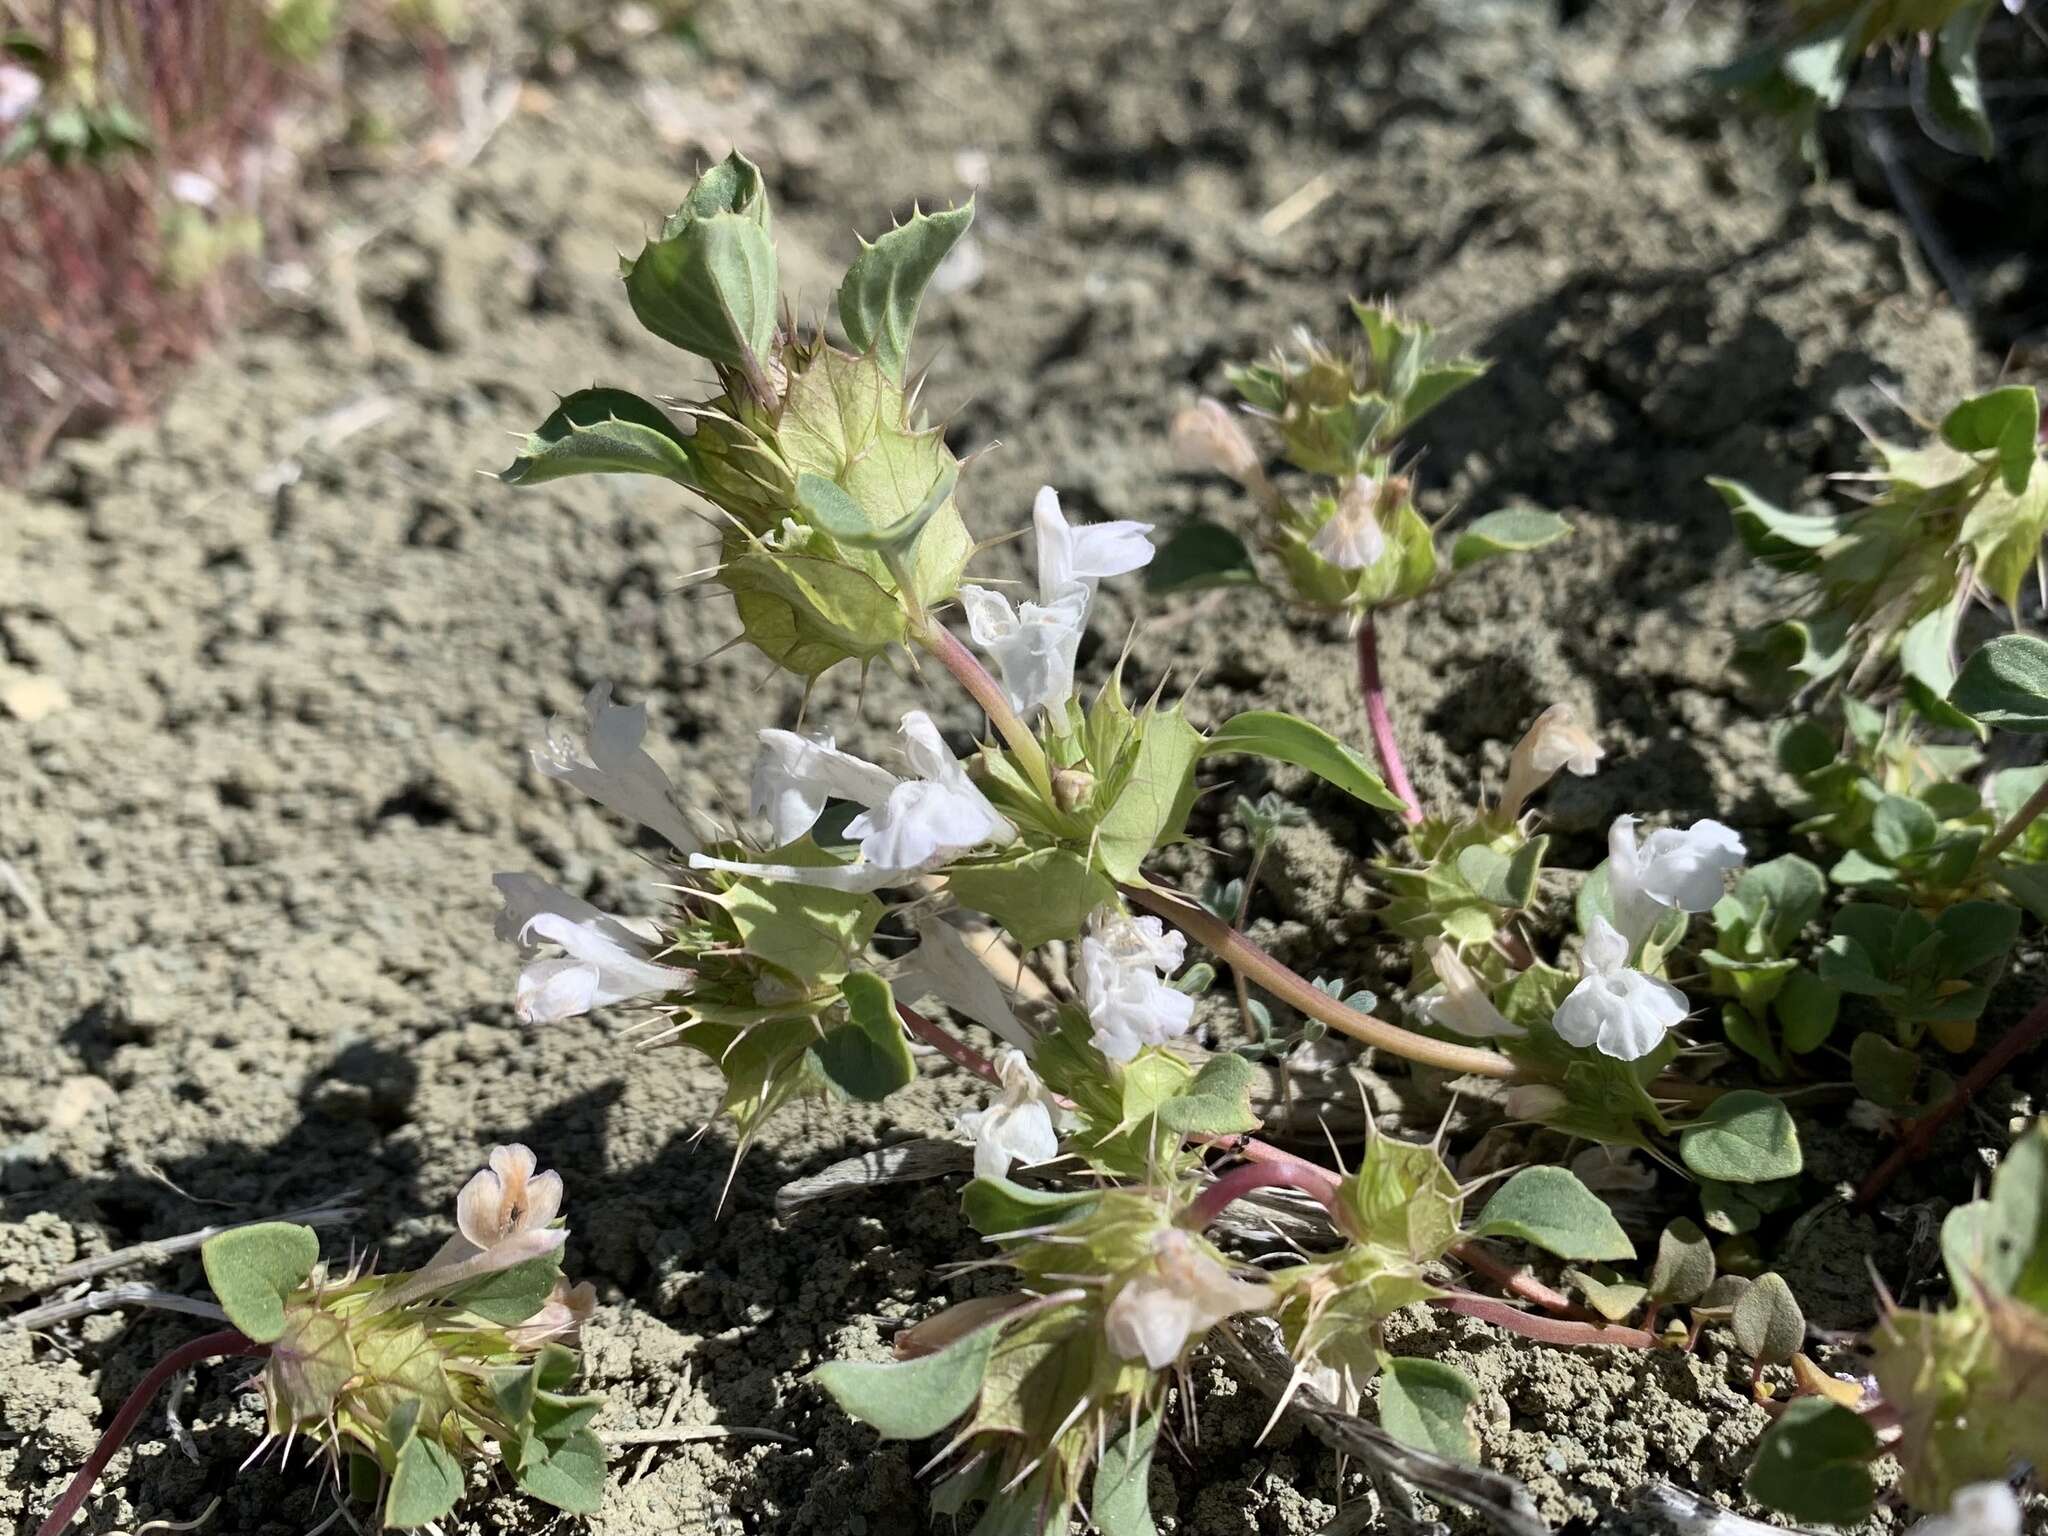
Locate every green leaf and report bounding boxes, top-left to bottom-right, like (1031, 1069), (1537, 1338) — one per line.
(500, 388), (698, 487)
(1732, 855), (1826, 953)
(1924, 0), (1997, 162)
(1153, 1053), (1260, 1136)
(1731, 1271), (1805, 1365)
(1648, 1218), (1715, 1305)
(1710, 477), (1839, 567)
(1095, 707), (1205, 883)
(1145, 521), (1260, 595)
(1744, 1396), (1878, 1525)
(664, 149), (772, 234)
(1091, 1407), (1162, 1536)
(1448, 507), (1571, 571)
(838, 202), (974, 384)
(1952, 634), (2048, 732)
(813, 972), (916, 1103)
(1993, 863), (2048, 923)
(1774, 969), (1840, 1055)
(1679, 1091), (1803, 1183)
(1942, 1120), (2048, 1305)
(509, 1427), (607, 1514)
(1934, 899), (2021, 975)
(200, 1222), (320, 1344)
(1851, 1031), (1921, 1112)
(1565, 1265), (1649, 1323)
(446, 1253), (561, 1325)
(1378, 1357), (1480, 1461)
(623, 211), (778, 372)
(1699, 1179), (1763, 1236)
(1871, 795), (1939, 862)
(1472, 1166), (1633, 1262)
(1455, 837), (1546, 911)
(1204, 709), (1404, 812)
(797, 463), (956, 555)
(385, 1402), (464, 1528)
(961, 1177), (1099, 1241)
(813, 1315), (1002, 1439)
(947, 847), (1112, 949)
(718, 854), (882, 981)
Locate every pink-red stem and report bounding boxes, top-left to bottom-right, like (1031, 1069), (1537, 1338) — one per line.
(1434, 1293), (1656, 1350)
(1179, 1159), (1350, 1232)
(1856, 988), (2048, 1207)
(1356, 615), (1423, 826)
(36, 1329), (267, 1536)
(898, 1002), (1002, 1085)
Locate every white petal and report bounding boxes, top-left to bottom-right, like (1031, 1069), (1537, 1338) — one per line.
(1580, 915), (1631, 975)
(1032, 484), (1152, 598)
(493, 873), (606, 948)
(1554, 967), (1686, 1061)
(748, 729), (898, 846)
(958, 585), (1020, 646)
(963, 584), (1087, 718)
(515, 956), (604, 1024)
(688, 851), (896, 892)
(848, 780), (1007, 872)
(1637, 819), (1747, 911)
(1606, 814), (1662, 949)
(1104, 1276), (1197, 1369)
(1417, 940), (1524, 1038)
(517, 910), (692, 1019)
(899, 916), (1035, 1050)
(1308, 477), (1387, 569)
(531, 682), (699, 854)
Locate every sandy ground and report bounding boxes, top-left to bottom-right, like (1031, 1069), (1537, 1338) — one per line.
(3, 1), (2042, 1532)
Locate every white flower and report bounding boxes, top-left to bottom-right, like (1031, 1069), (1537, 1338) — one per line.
(957, 582), (1089, 719)
(1308, 476), (1386, 570)
(1169, 397), (1265, 488)
(898, 914), (1035, 1051)
(493, 873), (692, 1024)
(696, 711), (1013, 891)
(1909, 1483), (2022, 1536)
(0, 64), (40, 128)
(532, 682), (699, 856)
(1416, 939), (1524, 1039)
(1077, 907), (1195, 1062)
(749, 729), (898, 847)
(1032, 485), (1154, 595)
(423, 1144), (566, 1273)
(1103, 1229), (1271, 1369)
(168, 169), (220, 208)
(1553, 915), (1688, 1062)
(1607, 814), (1746, 949)
(1500, 703), (1604, 820)
(955, 1048), (1063, 1180)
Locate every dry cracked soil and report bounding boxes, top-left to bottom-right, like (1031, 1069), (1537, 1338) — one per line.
(3, 1), (2046, 1534)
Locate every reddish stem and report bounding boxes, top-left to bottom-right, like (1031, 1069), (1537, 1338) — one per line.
(1433, 1293), (1656, 1351)
(1451, 1241), (1598, 1321)
(1856, 988), (2048, 1207)
(1356, 615), (1423, 826)
(898, 1002), (1002, 1085)
(1180, 1160), (1349, 1233)
(36, 1330), (267, 1536)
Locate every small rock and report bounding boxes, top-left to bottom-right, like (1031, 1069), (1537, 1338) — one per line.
(0, 674), (69, 721)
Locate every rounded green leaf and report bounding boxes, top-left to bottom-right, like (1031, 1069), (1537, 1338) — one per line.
(1648, 1218), (1715, 1305)
(510, 1428), (607, 1514)
(813, 972), (916, 1103)
(386, 1402), (465, 1528)
(1871, 795), (1938, 862)
(1472, 1166), (1634, 1262)
(1378, 1357), (1480, 1461)
(1730, 1271), (1804, 1364)
(1744, 1396), (1877, 1525)
(1679, 1091), (1802, 1184)
(1091, 1408), (1162, 1536)
(813, 1314), (1002, 1440)
(200, 1221), (320, 1344)
(1952, 634), (2048, 733)
(1449, 506), (1571, 571)
(1941, 385), (2040, 493)
(1146, 521), (1259, 595)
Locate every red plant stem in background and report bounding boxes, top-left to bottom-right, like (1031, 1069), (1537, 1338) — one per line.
(35, 1329), (267, 1536)
(1356, 615), (1424, 827)
(1179, 1159), (1349, 1232)
(1855, 989), (2048, 1207)
(1434, 1293), (1656, 1350)
(1451, 1240), (1598, 1321)
(898, 1002), (1002, 1085)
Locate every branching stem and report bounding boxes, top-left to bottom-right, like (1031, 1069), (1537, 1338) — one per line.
(35, 1330), (267, 1536)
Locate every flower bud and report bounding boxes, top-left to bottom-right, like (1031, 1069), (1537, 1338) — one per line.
(1170, 397), (1266, 489)
(1504, 1084), (1568, 1121)
(1499, 703), (1604, 820)
(1052, 765), (1096, 812)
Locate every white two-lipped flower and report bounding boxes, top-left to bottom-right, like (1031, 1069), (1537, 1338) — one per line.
(531, 682), (701, 856)
(1553, 916), (1688, 1062)
(1415, 938), (1524, 1039)
(1077, 906), (1195, 1062)
(423, 1144), (568, 1275)
(958, 486), (1155, 719)
(1103, 1229), (1272, 1369)
(1607, 814), (1746, 948)
(494, 873), (693, 1025)
(1500, 703), (1604, 820)
(696, 710), (1014, 891)
(955, 1048), (1064, 1180)
(1308, 475), (1387, 570)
